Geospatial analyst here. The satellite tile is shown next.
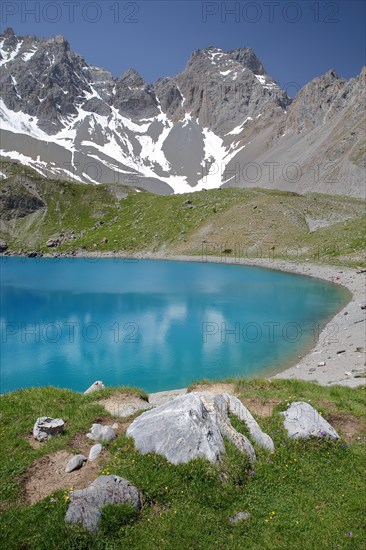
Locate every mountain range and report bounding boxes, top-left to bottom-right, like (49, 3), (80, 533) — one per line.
(0, 28), (365, 197)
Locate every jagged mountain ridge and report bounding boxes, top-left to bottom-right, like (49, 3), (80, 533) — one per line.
(0, 28), (364, 197)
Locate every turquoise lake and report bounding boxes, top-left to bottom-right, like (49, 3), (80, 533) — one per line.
(0, 257), (348, 393)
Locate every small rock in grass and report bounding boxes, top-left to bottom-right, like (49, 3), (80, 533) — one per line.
(88, 444), (103, 461)
(112, 423), (119, 430)
(66, 454), (87, 473)
(84, 381), (105, 394)
(87, 424), (116, 442)
(229, 511), (250, 524)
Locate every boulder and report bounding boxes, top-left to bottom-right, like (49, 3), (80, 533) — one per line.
(0, 240), (8, 252)
(281, 402), (340, 440)
(33, 417), (64, 442)
(88, 444), (103, 461)
(84, 381), (105, 394)
(86, 424), (116, 442)
(66, 454), (87, 473)
(127, 393), (225, 465)
(65, 475), (142, 533)
(126, 392), (260, 465)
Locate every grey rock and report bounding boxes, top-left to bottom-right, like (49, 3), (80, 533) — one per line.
(218, 393), (275, 452)
(66, 454), (87, 473)
(33, 416), (64, 442)
(0, 240), (8, 252)
(127, 393), (225, 465)
(202, 393), (256, 463)
(281, 402), (340, 440)
(84, 380), (105, 394)
(87, 424), (116, 442)
(46, 238), (60, 248)
(229, 511), (250, 524)
(88, 444), (103, 461)
(65, 475), (142, 533)
(127, 392), (263, 465)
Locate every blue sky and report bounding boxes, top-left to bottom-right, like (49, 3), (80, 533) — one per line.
(1, 0), (365, 91)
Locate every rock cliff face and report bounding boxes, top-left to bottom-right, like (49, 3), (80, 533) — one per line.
(0, 28), (364, 196)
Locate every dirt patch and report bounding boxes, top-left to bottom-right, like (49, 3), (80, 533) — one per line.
(315, 400), (336, 411)
(23, 449), (107, 505)
(99, 393), (151, 418)
(327, 413), (366, 440)
(188, 383), (236, 396)
(242, 398), (282, 417)
(27, 435), (42, 450)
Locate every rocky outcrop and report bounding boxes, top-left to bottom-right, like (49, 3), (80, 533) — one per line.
(0, 177), (45, 220)
(65, 475), (142, 533)
(281, 402), (340, 440)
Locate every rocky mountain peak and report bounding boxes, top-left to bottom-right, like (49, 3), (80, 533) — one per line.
(2, 27), (15, 38)
(0, 28), (363, 197)
(118, 68), (146, 88)
(228, 47), (266, 75)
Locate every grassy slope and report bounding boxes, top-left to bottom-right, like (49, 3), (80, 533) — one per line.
(0, 379), (365, 549)
(1, 159), (365, 266)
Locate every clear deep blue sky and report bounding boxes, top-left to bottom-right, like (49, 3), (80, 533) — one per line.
(1, 0), (365, 91)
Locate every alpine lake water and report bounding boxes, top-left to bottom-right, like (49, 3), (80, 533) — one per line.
(0, 257), (349, 394)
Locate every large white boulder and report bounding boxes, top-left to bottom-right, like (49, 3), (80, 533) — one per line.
(126, 392), (266, 465)
(127, 393), (225, 465)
